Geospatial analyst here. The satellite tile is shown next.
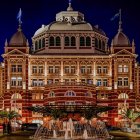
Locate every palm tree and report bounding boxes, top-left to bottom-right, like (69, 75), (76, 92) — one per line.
(122, 109), (140, 124)
(0, 110), (21, 122)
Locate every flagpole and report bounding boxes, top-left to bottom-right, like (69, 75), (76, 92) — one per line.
(118, 9), (122, 32)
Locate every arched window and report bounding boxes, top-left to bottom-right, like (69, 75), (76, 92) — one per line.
(49, 36), (55, 46)
(11, 93), (22, 100)
(65, 90), (76, 96)
(42, 38), (45, 48)
(118, 93), (129, 99)
(71, 36), (76, 46)
(99, 40), (101, 49)
(65, 36), (70, 46)
(86, 36), (91, 46)
(95, 38), (98, 48)
(35, 41), (38, 50)
(56, 36), (61, 46)
(80, 36), (85, 46)
(102, 41), (105, 50)
(39, 39), (42, 49)
(48, 91), (55, 97)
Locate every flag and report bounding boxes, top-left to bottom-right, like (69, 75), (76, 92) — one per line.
(110, 12), (120, 21)
(17, 8), (22, 24)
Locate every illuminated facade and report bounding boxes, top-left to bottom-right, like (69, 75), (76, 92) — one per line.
(0, 2), (140, 125)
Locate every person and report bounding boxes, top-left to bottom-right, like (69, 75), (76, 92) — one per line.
(7, 121), (12, 134)
(2, 122), (6, 134)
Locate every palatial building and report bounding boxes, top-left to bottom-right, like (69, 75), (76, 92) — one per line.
(0, 2), (140, 125)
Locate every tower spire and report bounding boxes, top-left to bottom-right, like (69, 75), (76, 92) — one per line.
(17, 8), (22, 31)
(67, 0), (73, 11)
(118, 9), (122, 32)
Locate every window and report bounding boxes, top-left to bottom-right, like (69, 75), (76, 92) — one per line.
(65, 90), (76, 96)
(102, 41), (105, 50)
(118, 78), (123, 86)
(99, 40), (101, 49)
(42, 38), (45, 48)
(11, 77), (16, 86)
(118, 93), (129, 99)
(17, 77), (22, 86)
(80, 66), (86, 74)
(17, 65), (22, 72)
(97, 66), (102, 74)
(35, 41), (38, 50)
(124, 65), (128, 72)
(80, 36), (85, 46)
(87, 79), (93, 84)
(103, 79), (108, 87)
(124, 78), (128, 86)
(49, 36), (55, 46)
(70, 66), (75, 74)
(118, 65), (123, 73)
(38, 79), (44, 86)
(39, 39), (42, 49)
(71, 79), (76, 83)
(11, 93), (22, 100)
(38, 66), (43, 74)
(64, 66), (70, 74)
(87, 66), (92, 74)
(11, 65), (16, 72)
(32, 79), (38, 86)
(71, 36), (76, 46)
(86, 36), (91, 46)
(97, 79), (102, 86)
(65, 36), (70, 46)
(103, 66), (108, 74)
(56, 36), (61, 46)
(64, 79), (70, 83)
(48, 91), (55, 97)
(48, 66), (54, 73)
(54, 79), (59, 83)
(47, 79), (53, 84)
(65, 101), (75, 105)
(32, 66), (37, 74)
(54, 66), (60, 73)
(95, 38), (98, 48)
(81, 79), (86, 83)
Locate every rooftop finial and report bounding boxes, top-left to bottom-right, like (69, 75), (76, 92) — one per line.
(67, 0), (73, 11)
(118, 9), (122, 32)
(5, 39), (8, 47)
(17, 8), (22, 31)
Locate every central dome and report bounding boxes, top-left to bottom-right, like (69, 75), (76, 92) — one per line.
(9, 28), (27, 46)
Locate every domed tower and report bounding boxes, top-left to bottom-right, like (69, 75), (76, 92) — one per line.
(110, 10), (136, 125)
(3, 20), (30, 122)
(111, 9), (135, 54)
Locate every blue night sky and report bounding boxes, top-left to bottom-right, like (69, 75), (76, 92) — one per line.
(0, 0), (140, 61)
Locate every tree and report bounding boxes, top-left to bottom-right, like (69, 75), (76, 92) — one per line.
(0, 110), (21, 121)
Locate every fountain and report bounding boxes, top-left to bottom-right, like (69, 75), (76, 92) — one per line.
(27, 105), (114, 140)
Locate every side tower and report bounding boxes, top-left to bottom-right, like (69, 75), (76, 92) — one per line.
(2, 23), (30, 122)
(110, 11), (137, 125)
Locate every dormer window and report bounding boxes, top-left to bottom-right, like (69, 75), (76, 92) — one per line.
(65, 36), (70, 46)
(49, 36), (55, 46)
(56, 36), (61, 46)
(86, 36), (91, 46)
(80, 36), (85, 46)
(71, 36), (76, 46)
